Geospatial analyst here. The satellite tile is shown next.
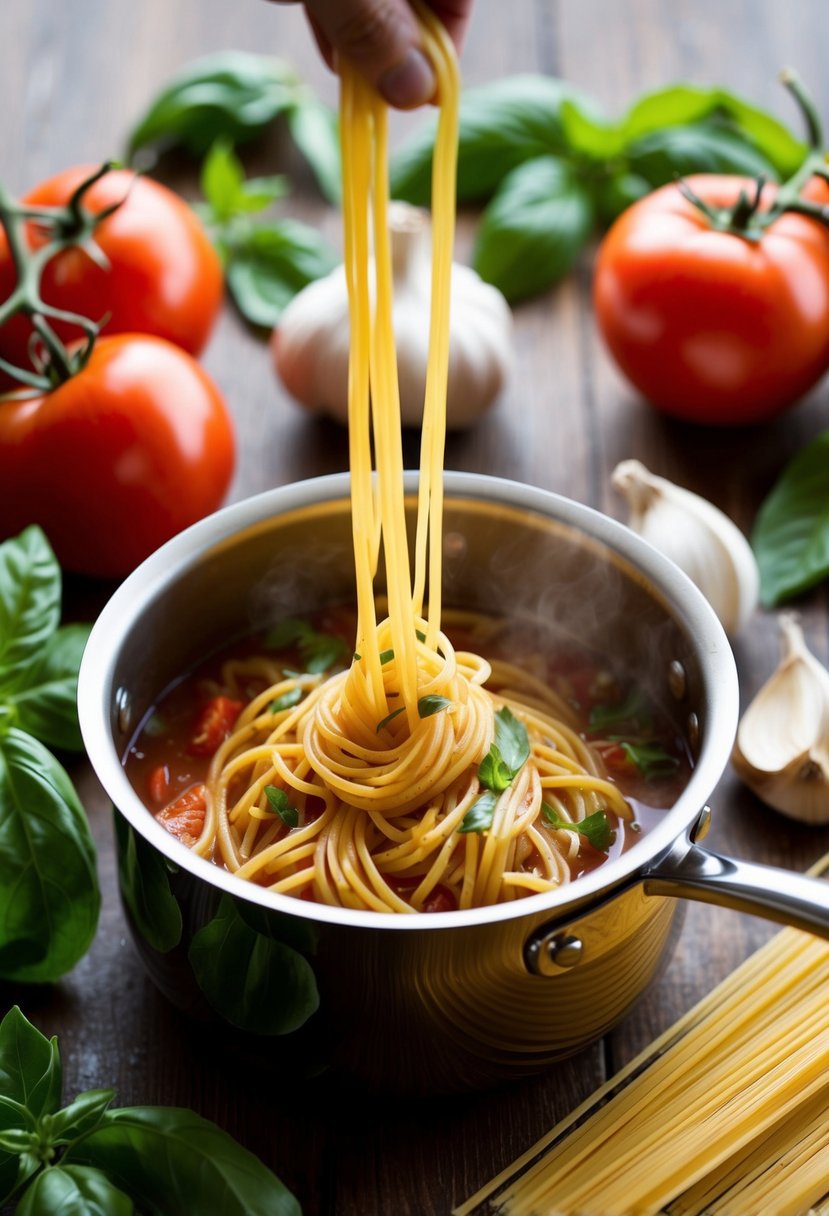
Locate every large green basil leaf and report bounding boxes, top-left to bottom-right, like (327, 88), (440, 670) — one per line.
(752, 432), (829, 605)
(115, 815), (182, 955)
(67, 1107), (300, 1216)
(620, 83), (805, 178)
(225, 220), (338, 327)
(287, 98), (342, 205)
(559, 96), (622, 161)
(391, 74), (588, 205)
(9, 624), (91, 753)
(627, 121), (777, 186)
(189, 894), (319, 1035)
(127, 51), (300, 161)
(473, 155), (594, 301)
(16, 1164), (134, 1216)
(0, 527), (61, 699)
(49, 1090), (116, 1145)
(0, 1007), (61, 1121)
(0, 730), (99, 983)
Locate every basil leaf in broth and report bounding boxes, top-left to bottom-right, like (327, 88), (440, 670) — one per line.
(473, 156), (595, 301)
(0, 527), (61, 698)
(66, 1106), (301, 1216)
(459, 790), (499, 834)
(0, 730), (99, 983)
(752, 431), (829, 605)
(391, 74), (585, 205)
(15, 1164), (134, 1216)
(626, 122), (777, 187)
(225, 220), (338, 327)
(9, 623), (92, 753)
(492, 706), (531, 777)
(0, 1006), (62, 1120)
(188, 894), (319, 1035)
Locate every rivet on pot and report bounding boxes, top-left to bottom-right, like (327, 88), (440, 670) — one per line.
(668, 660), (687, 701)
(687, 711), (700, 757)
(691, 804), (713, 843)
(115, 686), (132, 735)
(547, 933), (583, 970)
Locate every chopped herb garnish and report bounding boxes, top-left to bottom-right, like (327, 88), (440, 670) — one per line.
(416, 629), (426, 642)
(264, 784), (299, 828)
(376, 706), (406, 732)
(270, 687), (304, 714)
(461, 708), (531, 833)
(616, 740), (680, 781)
(265, 616), (348, 674)
(380, 648), (395, 664)
(418, 694), (451, 718)
(459, 790), (499, 834)
(542, 805), (616, 853)
(589, 688), (652, 732)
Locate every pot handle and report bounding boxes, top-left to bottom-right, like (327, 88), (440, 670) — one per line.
(643, 835), (829, 939)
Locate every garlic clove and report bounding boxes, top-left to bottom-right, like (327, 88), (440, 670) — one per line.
(732, 614), (829, 823)
(611, 459), (759, 637)
(271, 202), (512, 430)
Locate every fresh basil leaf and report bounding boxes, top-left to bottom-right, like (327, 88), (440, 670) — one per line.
(588, 688), (651, 733)
(376, 707), (406, 733)
(593, 169), (651, 225)
(114, 815), (182, 956)
(0, 1007), (61, 1120)
(391, 75), (588, 205)
(478, 745), (514, 793)
(15, 1163), (134, 1216)
(49, 1090), (116, 1144)
(493, 706), (531, 776)
(458, 790), (498, 834)
(67, 1106), (301, 1216)
(542, 805), (616, 853)
(0, 527), (61, 697)
(287, 97), (342, 204)
(270, 687), (304, 714)
(752, 433), (829, 605)
(265, 618), (312, 649)
(264, 785), (299, 829)
(126, 51), (301, 162)
(618, 740), (680, 781)
(713, 87), (806, 178)
(620, 83), (725, 142)
(418, 695), (451, 718)
(626, 122), (776, 187)
(559, 96), (622, 161)
(188, 894), (319, 1035)
(0, 730), (99, 983)
(473, 156), (595, 301)
(200, 139), (246, 220)
(302, 631), (348, 674)
(8, 623), (91, 752)
(226, 220), (338, 327)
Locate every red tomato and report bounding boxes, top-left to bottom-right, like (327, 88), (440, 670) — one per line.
(0, 166), (222, 368)
(593, 175), (829, 425)
(188, 695), (244, 756)
(156, 784), (208, 848)
(0, 334), (235, 578)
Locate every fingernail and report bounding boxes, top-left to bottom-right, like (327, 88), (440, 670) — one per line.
(380, 48), (436, 109)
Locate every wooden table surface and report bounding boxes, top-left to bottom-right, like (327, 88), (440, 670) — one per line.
(4, 1), (829, 1213)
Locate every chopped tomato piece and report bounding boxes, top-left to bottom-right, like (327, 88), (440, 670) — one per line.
(421, 885), (457, 914)
(188, 695), (243, 756)
(155, 783), (207, 847)
(148, 764), (172, 804)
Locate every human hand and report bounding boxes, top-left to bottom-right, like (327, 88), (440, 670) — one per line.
(271, 0), (473, 107)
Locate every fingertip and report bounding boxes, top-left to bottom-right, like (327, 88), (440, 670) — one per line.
(379, 47), (437, 109)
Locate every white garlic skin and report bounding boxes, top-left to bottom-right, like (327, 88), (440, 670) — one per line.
(611, 459), (759, 637)
(732, 614), (829, 823)
(271, 202), (512, 430)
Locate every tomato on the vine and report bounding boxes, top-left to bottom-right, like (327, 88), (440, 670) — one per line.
(0, 334), (235, 578)
(593, 174), (829, 425)
(0, 166), (223, 366)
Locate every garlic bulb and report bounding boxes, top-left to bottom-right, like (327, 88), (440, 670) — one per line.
(611, 459), (759, 637)
(732, 614), (829, 823)
(271, 201), (512, 429)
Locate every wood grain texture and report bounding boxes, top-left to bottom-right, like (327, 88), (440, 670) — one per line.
(3, 1), (829, 1212)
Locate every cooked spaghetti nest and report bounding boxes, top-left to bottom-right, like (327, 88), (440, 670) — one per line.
(193, 621), (632, 913)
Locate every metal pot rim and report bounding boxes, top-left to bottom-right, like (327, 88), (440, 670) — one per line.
(78, 470), (739, 932)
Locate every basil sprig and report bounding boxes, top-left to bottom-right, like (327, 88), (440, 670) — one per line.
(126, 50), (341, 204)
(197, 140), (337, 328)
(752, 431), (829, 606)
(265, 617), (349, 675)
(0, 527), (99, 983)
(390, 74), (806, 302)
(460, 707), (530, 833)
(0, 1007), (301, 1215)
(542, 805), (616, 854)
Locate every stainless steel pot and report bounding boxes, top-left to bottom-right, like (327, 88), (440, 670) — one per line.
(78, 472), (829, 1092)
